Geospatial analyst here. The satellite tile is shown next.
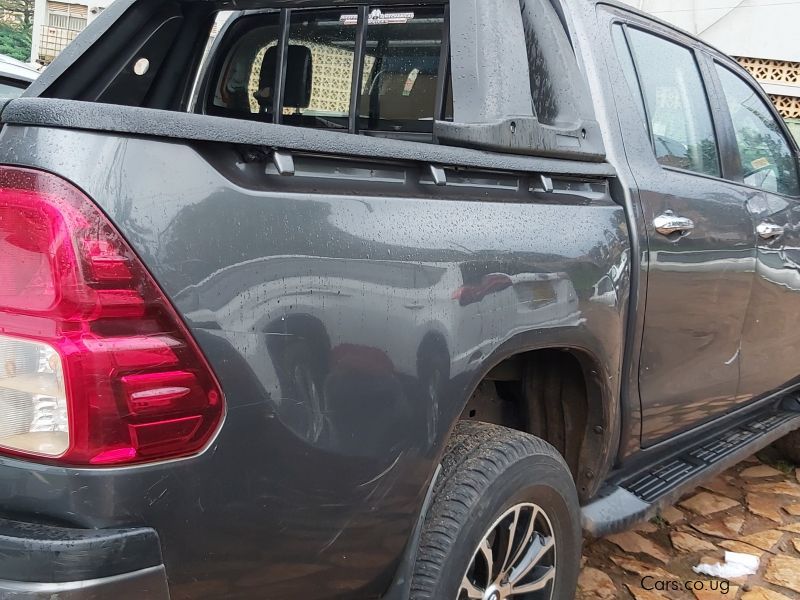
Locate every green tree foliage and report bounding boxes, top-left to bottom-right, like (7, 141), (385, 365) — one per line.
(0, 23), (30, 61)
(0, 0), (34, 61)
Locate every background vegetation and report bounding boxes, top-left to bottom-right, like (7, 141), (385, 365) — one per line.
(0, 0), (34, 61)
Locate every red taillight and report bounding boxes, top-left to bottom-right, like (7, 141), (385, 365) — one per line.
(0, 166), (224, 466)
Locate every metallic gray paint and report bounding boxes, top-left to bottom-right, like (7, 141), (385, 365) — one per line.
(593, 3), (800, 446)
(0, 0), (799, 596)
(739, 192), (800, 400)
(0, 125), (627, 598)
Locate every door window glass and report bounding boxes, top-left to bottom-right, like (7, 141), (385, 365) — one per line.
(611, 25), (646, 125)
(715, 64), (800, 196)
(626, 28), (720, 177)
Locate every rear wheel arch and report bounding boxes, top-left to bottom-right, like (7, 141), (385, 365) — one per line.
(385, 341), (614, 599)
(451, 345), (615, 501)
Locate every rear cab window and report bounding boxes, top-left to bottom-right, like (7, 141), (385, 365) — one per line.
(24, 0), (602, 161)
(205, 6), (452, 141)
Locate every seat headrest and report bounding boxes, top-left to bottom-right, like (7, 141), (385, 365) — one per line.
(256, 44), (313, 110)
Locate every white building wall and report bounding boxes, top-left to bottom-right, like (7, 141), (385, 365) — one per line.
(31, 0), (111, 64)
(30, 0), (47, 63)
(624, 0), (800, 63)
(621, 0), (800, 136)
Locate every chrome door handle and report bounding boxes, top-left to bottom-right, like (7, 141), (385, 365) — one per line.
(653, 212), (695, 237)
(757, 222), (785, 240)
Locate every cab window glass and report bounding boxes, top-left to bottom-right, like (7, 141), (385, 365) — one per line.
(715, 64), (800, 196)
(211, 18), (280, 116)
(357, 6), (449, 133)
(207, 6), (451, 139)
(626, 28), (720, 177)
(282, 10), (358, 130)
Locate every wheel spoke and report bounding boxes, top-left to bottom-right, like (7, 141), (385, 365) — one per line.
(508, 534), (555, 585)
(510, 565), (556, 594)
(507, 505), (538, 573)
(459, 575), (484, 599)
(498, 505), (521, 578)
(479, 538), (495, 583)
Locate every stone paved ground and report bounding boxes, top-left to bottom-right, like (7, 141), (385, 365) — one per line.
(579, 449), (800, 599)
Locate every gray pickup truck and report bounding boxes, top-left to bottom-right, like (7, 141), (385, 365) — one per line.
(1, 0), (799, 599)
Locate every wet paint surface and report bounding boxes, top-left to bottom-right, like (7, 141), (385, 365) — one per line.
(0, 125), (628, 597)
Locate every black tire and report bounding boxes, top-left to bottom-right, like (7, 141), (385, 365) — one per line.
(411, 421), (581, 600)
(773, 429), (800, 465)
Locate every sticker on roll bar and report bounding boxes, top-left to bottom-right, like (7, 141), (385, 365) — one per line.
(340, 9), (415, 25)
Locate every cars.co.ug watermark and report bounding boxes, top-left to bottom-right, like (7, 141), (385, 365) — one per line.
(641, 576), (732, 594)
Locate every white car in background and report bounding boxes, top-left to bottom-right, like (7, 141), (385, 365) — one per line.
(0, 54), (38, 97)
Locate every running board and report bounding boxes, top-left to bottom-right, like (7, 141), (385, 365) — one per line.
(582, 410), (800, 537)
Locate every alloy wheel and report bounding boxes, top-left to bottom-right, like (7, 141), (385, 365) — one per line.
(458, 502), (556, 600)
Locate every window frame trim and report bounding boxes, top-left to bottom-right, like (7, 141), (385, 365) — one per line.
(348, 5), (369, 134)
(433, 4), (451, 124)
(272, 8), (291, 124)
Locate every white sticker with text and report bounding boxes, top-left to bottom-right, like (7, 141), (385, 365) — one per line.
(340, 9), (415, 26)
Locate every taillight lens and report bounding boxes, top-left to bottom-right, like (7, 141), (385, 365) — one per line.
(0, 167), (223, 466)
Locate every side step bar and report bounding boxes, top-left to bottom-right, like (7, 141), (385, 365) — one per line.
(582, 410), (800, 537)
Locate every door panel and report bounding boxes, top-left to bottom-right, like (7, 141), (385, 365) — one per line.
(739, 193), (800, 398)
(714, 62), (800, 398)
(638, 180), (757, 443)
(611, 23), (758, 445)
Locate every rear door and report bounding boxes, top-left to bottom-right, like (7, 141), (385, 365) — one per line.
(609, 16), (759, 445)
(711, 60), (800, 400)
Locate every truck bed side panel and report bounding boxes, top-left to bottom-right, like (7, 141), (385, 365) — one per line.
(0, 123), (628, 598)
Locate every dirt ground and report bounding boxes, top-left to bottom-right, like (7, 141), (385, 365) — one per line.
(579, 449), (800, 600)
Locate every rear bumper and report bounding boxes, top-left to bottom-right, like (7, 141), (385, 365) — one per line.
(0, 566), (169, 599)
(0, 518), (169, 599)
